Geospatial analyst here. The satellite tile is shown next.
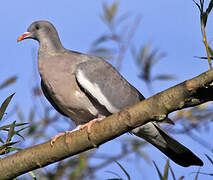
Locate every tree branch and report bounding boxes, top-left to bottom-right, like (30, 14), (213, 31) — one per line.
(1, 69), (213, 180)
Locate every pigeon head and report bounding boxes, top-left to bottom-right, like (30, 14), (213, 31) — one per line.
(18, 21), (64, 52)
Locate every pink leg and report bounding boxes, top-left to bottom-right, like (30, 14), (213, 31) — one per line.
(50, 126), (81, 146)
(50, 116), (105, 146)
(50, 132), (66, 146)
(80, 116), (105, 134)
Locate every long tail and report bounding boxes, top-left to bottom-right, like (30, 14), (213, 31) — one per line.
(131, 122), (203, 167)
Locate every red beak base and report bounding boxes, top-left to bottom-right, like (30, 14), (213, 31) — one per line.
(17, 32), (32, 42)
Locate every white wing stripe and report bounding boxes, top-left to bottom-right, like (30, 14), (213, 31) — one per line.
(77, 70), (119, 113)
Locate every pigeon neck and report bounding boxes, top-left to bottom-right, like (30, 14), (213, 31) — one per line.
(39, 35), (65, 54)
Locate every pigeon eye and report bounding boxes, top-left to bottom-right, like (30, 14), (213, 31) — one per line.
(35, 25), (40, 30)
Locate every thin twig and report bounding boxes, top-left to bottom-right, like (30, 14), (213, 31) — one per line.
(202, 23), (212, 69)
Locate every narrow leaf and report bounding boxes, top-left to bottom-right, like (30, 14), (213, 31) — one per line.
(178, 176), (184, 180)
(29, 171), (37, 180)
(153, 74), (177, 81)
(0, 93), (15, 121)
(195, 167), (201, 180)
(105, 170), (122, 179)
(0, 141), (18, 150)
(205, 154), (213, 165)
(115, 161), (130, 180)
(169, 166), (176, 180)
(0, 137), (4, 143)
(208, 46), (213, 58)
(194, 56), (213, 60)
(192, 0), (201, 10)
(91, 35), (109, 47)
(0, 76), (17, 89)
(7, 121), (16, 142)
(106, 2), (118, 22)
(153, 161), (164, 180)
(163, 160), (169, 180)
(206, 0), (213, 15)
(0, 123), (28, 131)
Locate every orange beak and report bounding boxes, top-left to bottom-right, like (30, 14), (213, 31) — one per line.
(17, 32), (32, 42)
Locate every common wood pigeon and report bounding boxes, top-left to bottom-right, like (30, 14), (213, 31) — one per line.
(18, 21), (203, 167)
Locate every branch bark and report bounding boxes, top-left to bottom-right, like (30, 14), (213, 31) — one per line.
(1, 69), (213, 180)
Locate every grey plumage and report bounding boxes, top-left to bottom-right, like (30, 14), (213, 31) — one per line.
(18, 20), (203, 167)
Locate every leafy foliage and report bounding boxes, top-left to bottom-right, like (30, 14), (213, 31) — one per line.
(0, 76), (17, 90)
(89, 2), (141, 69)
(193, 0), (213, 68)
(0, 94), (28, 156)
(131, 44), (176, 85)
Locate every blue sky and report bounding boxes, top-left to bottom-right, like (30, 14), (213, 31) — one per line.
(1, 0), (213, 179)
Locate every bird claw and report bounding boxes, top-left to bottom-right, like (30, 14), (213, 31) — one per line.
(50, 116), (105, 146)
(50, 129), (73, 146)
(80, 116), (105, 134)
(50, 132), (65, 146)
(79, 116), (105, 147)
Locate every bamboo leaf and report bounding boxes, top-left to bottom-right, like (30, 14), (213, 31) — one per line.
(195, 167), (201, 180)
(0, 76), (17, 90)
(115, 161), (130, 180)
(0, 141), (18, 150)
(103, 2), (118, 22)
(153, 74), (177, 81)
(163, 160), (169, 180)
(0, 93), (15, 121)
(29, 171), (37, 180)
(205, 154), (213, 165)
(91, 35), (110, 47)
(0, 123), (28, 131)
(208, 46), (213, 58)
(178, 176), (184, 180)
(153, 161), (164, 180)
(169, 165), (176, 180)
(7, 121), (16, 142)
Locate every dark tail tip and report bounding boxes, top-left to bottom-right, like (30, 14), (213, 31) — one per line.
(165, 147), (203, 167)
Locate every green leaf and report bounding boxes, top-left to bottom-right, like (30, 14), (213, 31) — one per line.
(16, 105), (24, 121)
(194, 56), (213, 60)
(7, 121), (16, 142)
(115, 161), (130, 180)
(29, 109), (35, 122)
(105, 170), (122, 179)
(0, 123), (28, 131)
(7, 147), (22, 152)
(163, 160), (169, 180)
(206, 0), (213, 17)
(0, 93), (15, 121)
(15, 125), (30, 140)
(195, 167), (201, 180)
(70, 154), (87, 178)
(3, 147), (21, 154)
(103, 2), (118, 22)
(0, 76), (17, 90)
(90, 47), (115, 59)
(178, 176), (184, 180)
(208, 46), (213, 58)
(153, 161), (164, 180)
(205, 154), (213, 165)
(135, 149), (150, 164)
(0, 141), (18, 150)
(29, 171), (37, 180)
(153, 74), (177, 81)
(91, 35), (109, 47)
(169, 165), (176, 180)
